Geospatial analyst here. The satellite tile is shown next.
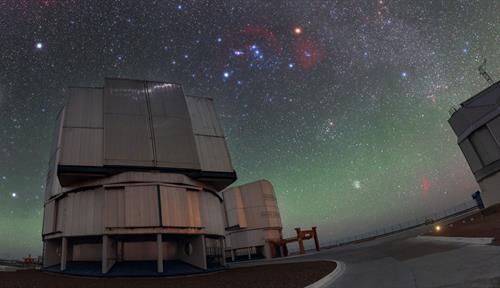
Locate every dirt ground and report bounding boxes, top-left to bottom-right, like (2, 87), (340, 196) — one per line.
(425, 204), (500, 244)
(0, 261), (336, 288)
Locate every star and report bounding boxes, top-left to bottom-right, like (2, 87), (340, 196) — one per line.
(35, 42), (43, 49)
(293, 27), (303, 35)
(353, 180), (361, 189)
(11, 192), (17, 198)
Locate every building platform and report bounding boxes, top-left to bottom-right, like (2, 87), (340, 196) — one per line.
(45, 260), (223, 277)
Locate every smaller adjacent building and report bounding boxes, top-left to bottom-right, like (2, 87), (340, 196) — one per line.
(449, 80), (500, 207)
(223, 180), (283, 261)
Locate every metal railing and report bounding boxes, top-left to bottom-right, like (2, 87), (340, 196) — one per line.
(322, 200), (479, 248)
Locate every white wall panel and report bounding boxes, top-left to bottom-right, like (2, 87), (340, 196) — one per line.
(160, 186), (202, 228)
(148, 83), (188, 118)
(147, 82), (200, 169)
(470, 126), (500, 165)
(43, 201), (56, 235)
(103, 79), (153, 166)
(63, 189), (104, 236)
(199, 192), (225, 235)
(124, 185), (159, 227)
(195, 135), (232, 172)
(177, 235), (207, 269)
(60, 128), (103, 166)
(64, 88), (103, 128)
(104, 79), (148, 115)
(186, 96), (224, 137)
(56, 197), (67, 232)
(459, 139), (483, 172)
(104, 114), (154, 166)
(153, 117), (200, 169)
(104, 188), (126, 228)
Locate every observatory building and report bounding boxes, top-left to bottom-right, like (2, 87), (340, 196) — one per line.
(42, 78), (237, 275)
(449, 80), (500, 207)
(223, 180), (283, 261)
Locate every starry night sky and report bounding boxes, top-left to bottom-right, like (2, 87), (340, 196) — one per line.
(0, 0), (499, 258)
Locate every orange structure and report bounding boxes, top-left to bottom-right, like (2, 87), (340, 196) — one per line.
(270, 226), (320, 257)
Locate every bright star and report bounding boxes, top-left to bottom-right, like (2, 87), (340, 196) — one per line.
(177, 4), (183, 10)
(35, 42), (43, 49)
(353, 180), (361, 189)
(11, 192), (17, 198)
(223, 72), (230, 78)
(217, 37), (223, 43)
(293, 27), (303, 35)
(401, 72), (408, 78)
(288, 63), (294, 68)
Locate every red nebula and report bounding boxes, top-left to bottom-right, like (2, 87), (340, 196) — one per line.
(294, 37), (322, 70)
(420, 176), (431, 196)
(239, 25), (283, 54)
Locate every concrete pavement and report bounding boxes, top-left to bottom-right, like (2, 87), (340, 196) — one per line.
(231, 224), (500, 287)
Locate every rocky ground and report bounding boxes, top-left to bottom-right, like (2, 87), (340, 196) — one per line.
(0, 261), (336, 288)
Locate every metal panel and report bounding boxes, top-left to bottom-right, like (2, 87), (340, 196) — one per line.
(42, 201), (56, 235)
(224, 180), (282, 231)
(153, 116), (200, 169)
(223, 188), (248, 228)
(64, 88), (103, 128)
(104, 79), (149, 115)
(470, 126), (500, 166)
(56, 197), (66, 232)
(60, 128), (103, 166)
(104, 114), (154, 166)
(104, 79), (154, 166)
(487, 115), (500, 145)
(195, 135), (232, 172)
(63, 189), (104, 236)
(160, 186), (202, 228)
(459, 139), (483, 173)
(104, 187), (126, 228)
(146, 82), (200, 169)
(46, 109), (64, 200)
(186, 96), (224, 137)
(148, 83), (188, 118)
(124, 185), (159, 227)
(200, 192), (225, 235)
(45, 155), (62, 200)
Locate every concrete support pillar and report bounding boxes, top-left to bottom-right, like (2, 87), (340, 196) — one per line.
(312, 226), (320, 252)
(247, 247), (252, 260)
(221, 239), (226, 266)
(157, 234), (164, 273)
(231, 249), (235, 262)
(102, 235), (108, 274)
(60, 237), (67, 271)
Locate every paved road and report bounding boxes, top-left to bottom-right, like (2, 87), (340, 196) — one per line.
(231, 222), (500, 287)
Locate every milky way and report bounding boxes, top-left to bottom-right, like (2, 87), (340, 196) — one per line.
(0, 0), (499, 258)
